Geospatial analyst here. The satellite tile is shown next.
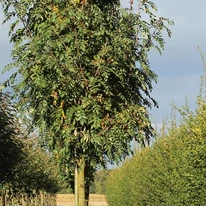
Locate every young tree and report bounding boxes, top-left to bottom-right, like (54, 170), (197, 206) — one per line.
(1, 0), (173, 205)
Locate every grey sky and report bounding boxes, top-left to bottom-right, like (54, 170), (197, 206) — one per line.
(1, 0), (206, 125)
(121, 0), (206, 123)
(0, 10), (12, 81)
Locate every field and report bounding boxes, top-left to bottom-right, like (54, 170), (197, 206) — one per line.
(56, 194), (108, 206)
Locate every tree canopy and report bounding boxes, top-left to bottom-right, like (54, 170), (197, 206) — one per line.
(1, 0), (173, 165)
(1, 0), (173, 205)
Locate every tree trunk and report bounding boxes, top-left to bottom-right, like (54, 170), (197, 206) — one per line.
(85, 181), (90, 206)
(85, 165), (90, 206)
(2, 188), (6, 206)
(75, 156), (85, 206)
(40, 191), (44, 206)
(75, 166), (78, 206)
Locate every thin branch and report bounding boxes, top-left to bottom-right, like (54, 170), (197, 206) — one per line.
(138, 0), (142, 15)
(130, 0), (133, 12)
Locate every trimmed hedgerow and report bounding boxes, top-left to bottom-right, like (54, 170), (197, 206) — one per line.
(106, 98), (206, 206)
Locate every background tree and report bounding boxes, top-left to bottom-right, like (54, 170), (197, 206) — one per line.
(0, 91), (23, 185)
(10, 136), (61, 194)
(0, 90), (60, 198)
(0, 0), (173, 205)
(90, 170), (110, 194)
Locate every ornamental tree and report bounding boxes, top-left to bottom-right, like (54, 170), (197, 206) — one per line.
(1, 0), (173, 205)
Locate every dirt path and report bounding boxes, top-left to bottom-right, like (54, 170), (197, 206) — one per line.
(56, 194), (108, 206)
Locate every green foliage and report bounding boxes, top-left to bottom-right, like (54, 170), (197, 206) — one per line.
(10, 137), (61, 194)
(0, 91), (60, 193)
(106, 167), (125, 206)
(0, 0), (173, 195)
(106, 121), (206, 205)
(0, 91), (24, 184)
(90, 170), (110, 194)
(106, 61), (206, 206)
(2, 134), (61, 194)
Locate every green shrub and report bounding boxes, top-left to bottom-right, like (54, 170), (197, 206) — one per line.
(106, 100), (206, 206)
